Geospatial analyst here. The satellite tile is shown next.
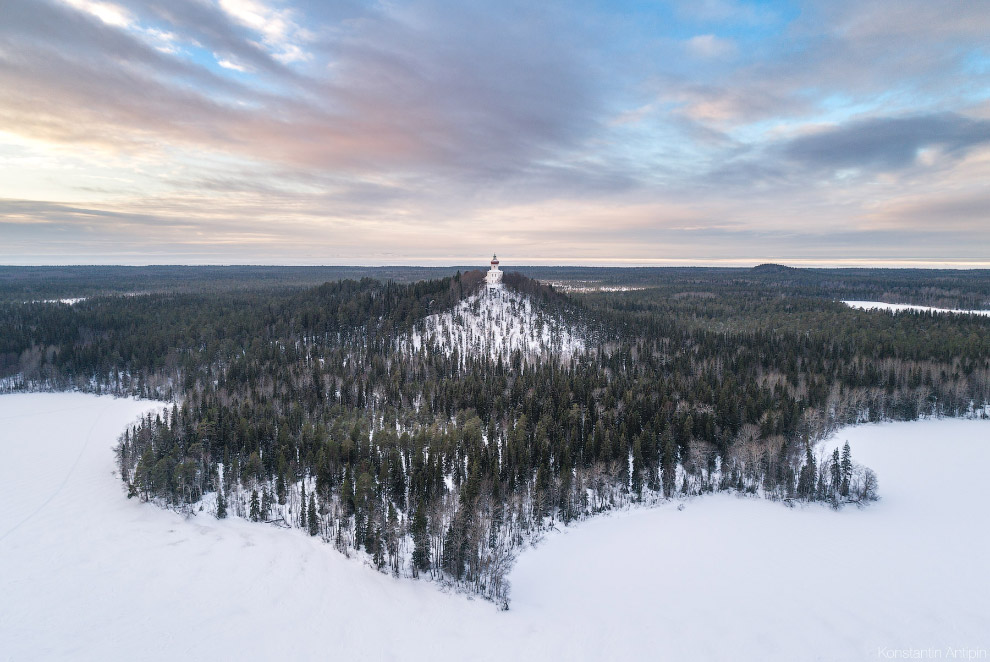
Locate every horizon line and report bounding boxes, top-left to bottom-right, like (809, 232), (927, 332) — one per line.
(3, 258), (990, 270)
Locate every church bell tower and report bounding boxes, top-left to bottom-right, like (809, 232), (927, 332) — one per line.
(485, 253), (503, 290)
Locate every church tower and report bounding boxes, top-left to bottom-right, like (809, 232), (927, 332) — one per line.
(485, 253), (503, 290)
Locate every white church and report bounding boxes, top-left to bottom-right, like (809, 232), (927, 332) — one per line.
(485, 253), (504, 291)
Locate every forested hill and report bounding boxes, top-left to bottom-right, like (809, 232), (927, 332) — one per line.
(0, 273), (479, 383)
(403, 272), (595, 364)
(0, 268), (596, 384)
(2, 267), (987, 606)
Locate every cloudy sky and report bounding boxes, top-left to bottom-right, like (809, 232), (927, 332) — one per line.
(1, 0), (989, 266)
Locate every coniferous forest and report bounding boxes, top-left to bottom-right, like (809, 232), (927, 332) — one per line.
(2, 266), (988, 607)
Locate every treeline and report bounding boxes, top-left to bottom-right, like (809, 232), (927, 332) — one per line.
(2, 268), (988, 606)
(6, 264), (988, 309)
(0, 274), (480, 392)
(566, 264), (990, 310)
(0, 264), (477, 303)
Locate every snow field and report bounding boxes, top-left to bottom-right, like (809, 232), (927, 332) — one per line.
(2, 393), (988, 661)
(510, 417), (990, 660)
(0, 394), (506, 660)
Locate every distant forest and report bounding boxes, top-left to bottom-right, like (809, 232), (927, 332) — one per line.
(3, 263), (989, 309)
(1, 265), (988, 606)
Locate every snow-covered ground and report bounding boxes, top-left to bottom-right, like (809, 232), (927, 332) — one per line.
(2, 393), (989, 661)
(844, 300), (990, 317)
(512, 418), (990, 660)
(405, 289), (585, 361)
(547, 281), (646, 293)
(21, 298), (88, 305)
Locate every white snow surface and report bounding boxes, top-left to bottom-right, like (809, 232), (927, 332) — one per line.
(406, 289), (585, 361)
(24, 298), (88, 305)
(3, 393), (989, 661)
(844, 300), (990, 317)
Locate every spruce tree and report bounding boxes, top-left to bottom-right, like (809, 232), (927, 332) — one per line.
(354, 509), (365, 551)
(308, 494), (318, 536)
(363, 505), (377, 553)
(831, 448), (841, 494)
(261, 488), (272, 521)
(341, 474), (355, 517)
(300, 481), (308, 529)
(797, 445), (816, 500)
(631, 435), (644, 501)
(840, 442), (852, 497)
(372, 527), (385, 570)
(661, 426), (677, 498)
(216, 491), (227, 519)
(249, 490), (260, 521)
(411, 506), (430, 576)
(489, 483), (504, 548)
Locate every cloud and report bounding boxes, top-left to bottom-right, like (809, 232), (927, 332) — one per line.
(665, 80), (808, 127)
(1, 0), (989, 264)
(216, 57), (250, 72)
(685, 34), (736, 59)
(781, 113), (990, 172)
(216, 0), (312, 63)
(864, 189), (990, 232)
(60, 0), (133, 28)
(122, 0), (304, 79)
(1, 0), (610, 190)
(673, 0), (776, 25)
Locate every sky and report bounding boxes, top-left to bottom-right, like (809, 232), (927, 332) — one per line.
(1, 0), (989, 266)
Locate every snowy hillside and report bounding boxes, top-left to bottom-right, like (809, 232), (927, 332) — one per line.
(4, 393), (990, 660)
(404, 288), (586, 362)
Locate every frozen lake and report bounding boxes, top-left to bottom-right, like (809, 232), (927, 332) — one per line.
(2, 393), (988, 661)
